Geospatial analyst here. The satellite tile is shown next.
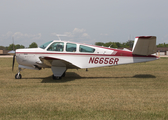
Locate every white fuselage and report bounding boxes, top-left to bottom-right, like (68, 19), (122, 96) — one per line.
(15, 40), (159, 70)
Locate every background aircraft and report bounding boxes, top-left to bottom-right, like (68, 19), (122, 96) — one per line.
(9, 36), (158, 80)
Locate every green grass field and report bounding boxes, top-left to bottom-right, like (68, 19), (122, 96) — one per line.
(0, 57), (167, 120)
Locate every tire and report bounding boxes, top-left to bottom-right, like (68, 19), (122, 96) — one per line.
(52, 75), (61, 80)
(15, 74), (22, 79)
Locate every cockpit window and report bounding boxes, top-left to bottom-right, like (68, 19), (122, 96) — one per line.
(79, 45), (95, 53)
(39, 41), (52, 49)
(47, 42), (64, 51)
(66, 43), (76, 52)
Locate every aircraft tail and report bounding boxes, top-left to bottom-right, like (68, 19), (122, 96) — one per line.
(132, 36), (157, 56)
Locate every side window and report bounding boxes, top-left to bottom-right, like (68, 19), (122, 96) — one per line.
(66, 43), (77, 52)
(79, 45), (95, 53)
(47, 42), (64, 51)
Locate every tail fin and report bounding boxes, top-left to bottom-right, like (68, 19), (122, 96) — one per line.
(132, 36), (157, 56)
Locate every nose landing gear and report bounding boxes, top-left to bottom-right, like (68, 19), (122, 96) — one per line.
(15, 68), (22, 79)
(15, 73), (22, 79)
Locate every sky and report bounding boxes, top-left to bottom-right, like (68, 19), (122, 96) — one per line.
(0, 0), (168, 47)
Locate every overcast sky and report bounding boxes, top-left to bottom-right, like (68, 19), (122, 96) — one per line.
(0, 0), (168, 47)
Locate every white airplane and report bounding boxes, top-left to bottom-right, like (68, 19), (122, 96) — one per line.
(9, 36), (159, 80)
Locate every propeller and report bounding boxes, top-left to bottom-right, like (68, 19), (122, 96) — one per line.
(8, 50), (16, 71)
(9, 36), (16, 71)
(12, 55), (16, 71)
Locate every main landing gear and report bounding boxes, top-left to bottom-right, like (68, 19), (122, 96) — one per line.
(52, 75), (61, 80)
(52, 72), (66, 80)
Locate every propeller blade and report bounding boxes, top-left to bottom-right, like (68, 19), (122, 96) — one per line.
(12, 55), (15, 71)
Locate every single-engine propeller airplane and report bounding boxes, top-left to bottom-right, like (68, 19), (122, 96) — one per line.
(9, 36), (159, 80)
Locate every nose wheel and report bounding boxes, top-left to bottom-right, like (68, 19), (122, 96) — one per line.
(15, 68), (22, 79)
(15, 73), (22, 79)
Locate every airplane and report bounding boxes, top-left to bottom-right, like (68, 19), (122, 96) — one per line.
(8, 36), (159, 80)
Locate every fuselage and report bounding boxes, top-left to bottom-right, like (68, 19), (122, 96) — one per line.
(15, 40), (159, 70)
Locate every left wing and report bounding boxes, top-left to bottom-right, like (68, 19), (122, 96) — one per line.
(39, 56), (80, 69)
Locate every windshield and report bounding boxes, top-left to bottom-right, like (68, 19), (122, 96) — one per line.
(39, 41), (52, 49)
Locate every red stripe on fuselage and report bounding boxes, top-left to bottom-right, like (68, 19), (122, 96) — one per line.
(16, 51), (157, 58)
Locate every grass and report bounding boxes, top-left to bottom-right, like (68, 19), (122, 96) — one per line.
(0, 57), (167, 120)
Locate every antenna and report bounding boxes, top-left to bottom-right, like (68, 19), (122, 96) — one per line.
(109, 44), (113, 48)
(56, 34), (66, 40)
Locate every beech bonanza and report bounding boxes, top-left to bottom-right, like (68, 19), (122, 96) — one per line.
(9, 36), (159, 79)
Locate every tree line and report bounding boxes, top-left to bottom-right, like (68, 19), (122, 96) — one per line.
(95, 40), (134, 48)
(0, 42), (38, 50)
(95, 41), (168, 48)
(157, 43), (168, 47)
(1, 41), (168, 50)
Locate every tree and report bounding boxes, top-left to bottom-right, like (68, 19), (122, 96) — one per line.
(95, 41), (132, 48)
(115, 42), (122, 48)
(7, 44), (15, 50)
(104, 42), (113, 48)
(15, 44), (25, 49)
(7, 44), (25, 50)
(29, 42), (38, 48)
(157, 43), (168, 47)
(95, 42), (104, 46)
(126, 40), (134, 48)
(112, 43), (118, 48)
(0, 46), (6, 50)
(121, 42), (129, 48)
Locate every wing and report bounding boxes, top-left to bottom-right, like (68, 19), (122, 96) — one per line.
(39, 56), (80, 69)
